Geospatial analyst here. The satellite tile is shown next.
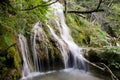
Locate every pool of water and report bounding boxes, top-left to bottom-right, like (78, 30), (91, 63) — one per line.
(22, 68), (108, 80)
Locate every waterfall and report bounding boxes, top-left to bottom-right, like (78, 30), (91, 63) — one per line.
(31, 21), (40, 71)
(30, 21), (50, 72)
(47, 24), (69, 68)
(19, 1), (88, 80)
(19, 34), (32, 79)
(47, 2), (87, 70)
(19, 22), (49, 79)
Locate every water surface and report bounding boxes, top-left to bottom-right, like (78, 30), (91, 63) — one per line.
(26, 69), (105, 80)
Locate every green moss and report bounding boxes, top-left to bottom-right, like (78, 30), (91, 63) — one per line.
(66, 14), (108, 47)
(0, 57), (6, 62)
(87, 49), (101, 62)
(0, 21), (21, 80)
(7, 47), (21, 69)
(87, 47), (120, 79)
(0, 0), (53, 79)
(0, 47), (21, 80)
(0, 67), (8, 79)
(47, 38), (63, 62)
(0, 26), (13, 48)
(88, 46), (120, 70)
(107, 4), (120, 37)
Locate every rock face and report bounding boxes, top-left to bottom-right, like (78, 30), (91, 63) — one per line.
(0, 27), (22, 80)
(29, 22), (65, 71)
(85, 47), (120, 79)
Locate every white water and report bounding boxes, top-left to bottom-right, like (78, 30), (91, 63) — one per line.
(34, 68), (104, 80)
(47, 2), (87, 70)
(19, 34), (32, 79)
(47, 24), (69, 68)
(19, 22), (49, 79)
(19, 1), (89, 80)
(31, 21), (40, 71)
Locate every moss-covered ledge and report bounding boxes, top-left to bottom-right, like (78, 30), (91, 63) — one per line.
(83, 46), (120, 79)
(0, 26), (22, 80)
(0, 43), (22, 80)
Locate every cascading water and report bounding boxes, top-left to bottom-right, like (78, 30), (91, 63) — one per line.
(19, 1), (89, 80)
(47, 2), (87, 70)
(31, 21), (41, 72)
(19, 34), (32, 79)
(30, 21), (50, 72)
(19, 22), (49, 79)
(47, 24), (68, 68)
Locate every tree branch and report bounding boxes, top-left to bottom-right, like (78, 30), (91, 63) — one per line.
(83, 58), (105, 71)
(96, 0), (102, 10)
(100, 63), (119, 80)
(63, 0), (67, 15)
(21, 0), (59, 11)
(83, 58), (118, 80)
(67, 9), (104, 14)
(67, 0), (104, 14)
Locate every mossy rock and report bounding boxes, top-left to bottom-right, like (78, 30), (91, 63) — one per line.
(2, 68), (21, 80)
(66, 14), (109, 47)
(0, 46), (22, 80)
(87, 49), (101, 62)
(87, 46), (120, 79)
(0, 25), (21, 79)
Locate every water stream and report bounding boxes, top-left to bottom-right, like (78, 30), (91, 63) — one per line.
(31, 21), (40, 71)
(19, 34), (32, 79)
(19, 1), (105, 80)
(48, 2), (87, 70)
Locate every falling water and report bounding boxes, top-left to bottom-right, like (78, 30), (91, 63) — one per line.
(19, 34), (32, 79)
(47, 2), (87, 70)
(31, 21), (50, 72)
(19, 22), (50, 79)
(19, 1), (88, 80)
(47, 24), (68, 68)
(31, 21), (40, 71)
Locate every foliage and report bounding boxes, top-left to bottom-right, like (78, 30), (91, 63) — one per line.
(107, 4), (120, 37)
(88, 46), (120, 70)
(0, 24), (21, 79)
(0, 0), (48, 35)
(68, 0), (120, 40)
(0, 57), (6, 63)
(0, 0), (120, 79)
(0, 0), (49, 79)
(66, 14), (108, 47)
(103, 46), (120, 54)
